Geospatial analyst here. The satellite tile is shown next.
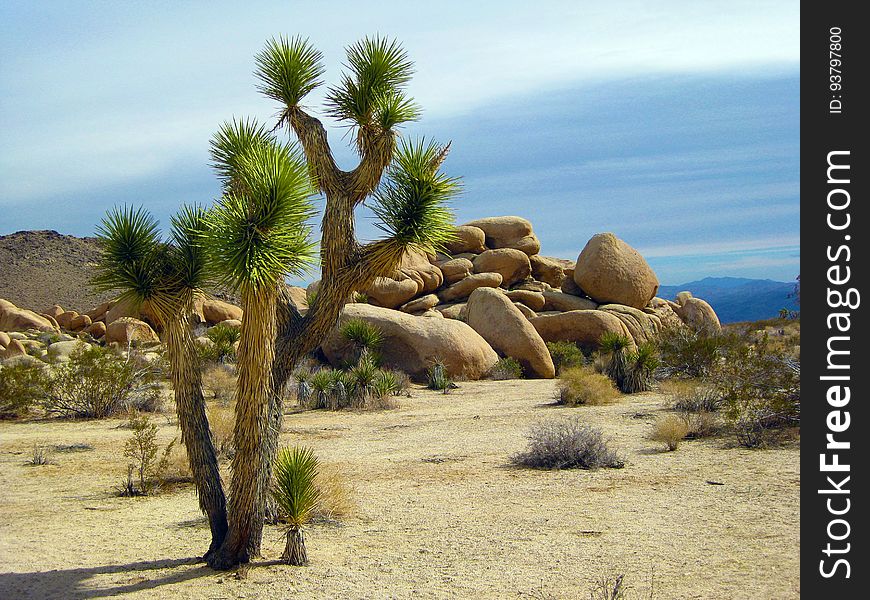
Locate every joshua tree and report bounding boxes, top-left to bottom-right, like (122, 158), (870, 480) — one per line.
(205, 35), (458, 569)
(203, 129), (317, 566)
(272, 445), (321, 565)
(93, 206), (228, 558)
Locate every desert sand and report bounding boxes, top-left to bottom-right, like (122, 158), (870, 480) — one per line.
(0, 380), (799, 599)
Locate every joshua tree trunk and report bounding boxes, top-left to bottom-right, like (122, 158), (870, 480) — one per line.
(163, 314), (228, 559)
(282, 526), (308, 566)
(208, 284), (278, 568)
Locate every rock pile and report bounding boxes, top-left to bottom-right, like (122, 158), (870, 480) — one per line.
(2, 217), (722, 381)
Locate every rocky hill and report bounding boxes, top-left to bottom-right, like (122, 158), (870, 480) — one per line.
(0, 230), (115, 313)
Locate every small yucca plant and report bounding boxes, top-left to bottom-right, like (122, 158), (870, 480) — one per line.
(272, 445), (321, 565)
(307, 369), (334, 409)
(427, 359), (453, 392)
(340, 319), (384, 366)
(623, 343), (659, 393)
(599, 332), (632, 390)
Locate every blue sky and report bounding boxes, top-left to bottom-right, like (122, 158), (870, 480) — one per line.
(0, 1), (799, 285)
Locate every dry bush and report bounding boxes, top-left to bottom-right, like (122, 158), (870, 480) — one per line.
(512, 416), (624, 470)
(311, 463), (356, 523)
(681, 411), (720, 439)
(558, 366), (620, 406)
(120, 414), (175, 495)
(650, 415), (688, 451)
(207, 403), (236, 459)
(162, 442), (194, 485)
(202, 364), (237, 404)
(27, 442), (53, 466)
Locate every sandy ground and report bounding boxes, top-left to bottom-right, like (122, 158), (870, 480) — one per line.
(0, 380), (799, 599)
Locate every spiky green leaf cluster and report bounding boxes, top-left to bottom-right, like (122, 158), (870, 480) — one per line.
(93, 206), (210, 316)
(204, 129), (317, 291)
(371, 138), (458, 254)
(255, 36), (325, 108)
(272, 445), (321, 528)
(325, 36), (420, 137)
(210, 118), (272, 185)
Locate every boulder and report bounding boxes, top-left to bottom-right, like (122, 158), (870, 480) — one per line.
(321, 303), (498, 380)
(285, 285), (309, 312)
(438, 258), (474, 285)
(398, 249), (443, 294)
(676, 291), (694, 306)
(530, 310), (634, 349)
(105, 317), (160, 346)
(646, 297), (686, 331)
(202, 298), (243, 325)
(445, 225), (487, 255)
(418, 309), (444, 318)
(542, 291), (598, 312)
(504, 290), (546, 312)
(45, 305), (65, 319)
(69, 314), (92, 331)
(465, 216), (540, 255)
(529, 255), (572, 288)
(401, 294), (440, 314)
(85, 300), (115, 322)
(41, 314), (60, 330)
(472, 248), (531, 287)
(512, 280), (551, 293)
(367, 277), (420, 309)
(513, 302), (537, 320)
(56, 311), (79, 330)
(216, 319), (242, 330)
(0, 331), (10, 349)
(438, 272), (502, 303)
(674, 296), (722, 333)
(599, 304), (662, 345)
(2, 354), (45, 368)
(435, 303), (467, 320)
(561, 268), (584, 296)
(465, 288), (554, 378)
(573, 233), (659, 309)
(47, 340), (89, 363)
(84, 321), (107, 339)
(0, 299), (57, 333)
(0, 338), (27, 360)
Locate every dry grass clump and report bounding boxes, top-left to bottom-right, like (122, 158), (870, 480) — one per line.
(207, 403), (236, 459)
(680, 411), (720, 439)
(311, 463), (356, 524)
(557, 366), (620, 406)
(512, 416), (624, 470)
(27, 442), (54, 466)
(650, 414), (689, 451)
(202, 364), (237, 404)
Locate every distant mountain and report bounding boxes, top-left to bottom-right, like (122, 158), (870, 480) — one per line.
(658, 277), (799, 324)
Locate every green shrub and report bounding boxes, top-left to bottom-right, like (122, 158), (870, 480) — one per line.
(340, 319), (383, 366)
(512, 416), (623, 470)
(488, 357), (523, 380)
(120, 413), (175, 495)
(200, 324), (240, 363)
(557, 366), (619, 406)
(41, 346), (161, 418)
(656, 327), (740, 378)
(546, 341), (586, 374)
(715, 337), (800, 447)
(0, 362), (47, 419)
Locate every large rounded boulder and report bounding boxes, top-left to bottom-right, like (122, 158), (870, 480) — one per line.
(445, 225), (487, 255)
(472, 249), (531, 288)
(321, 303), (498, 381)
(573, 233), (659, 309)
(438, 272), (502, 303)
(530, 310), (634, 349)
(0, 299), (57, 333)
(464, 216), (541, 255)
(673, 293), (721, 333)
(465, 288), (554, 378)
(105, 317), (160, 346)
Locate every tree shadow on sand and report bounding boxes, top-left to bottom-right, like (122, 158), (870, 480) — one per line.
(0, 556), (215, 599)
